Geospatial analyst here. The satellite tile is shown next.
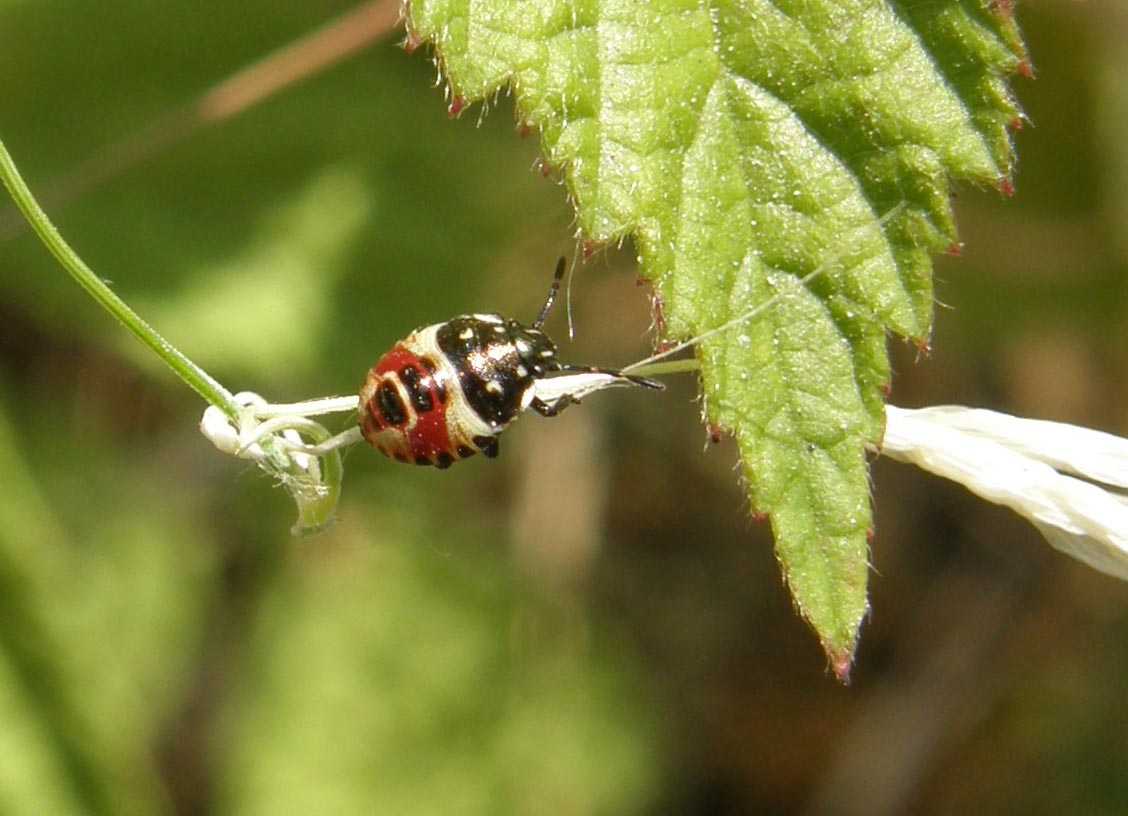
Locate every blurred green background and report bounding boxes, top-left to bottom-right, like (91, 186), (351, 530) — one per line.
(1, 1), (1126, 814)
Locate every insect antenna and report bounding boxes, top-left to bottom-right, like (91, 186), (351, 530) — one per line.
(533, 256), (567, 330)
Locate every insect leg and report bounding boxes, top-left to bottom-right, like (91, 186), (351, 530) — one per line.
(529, 394), (579, 417)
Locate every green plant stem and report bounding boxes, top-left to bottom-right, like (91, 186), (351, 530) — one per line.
(625, 358), (701, 378)
(0, 136), (238, 418)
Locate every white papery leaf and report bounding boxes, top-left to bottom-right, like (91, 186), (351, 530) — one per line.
(882, 405), (1128, 580)
(902, 405), (1128, 489)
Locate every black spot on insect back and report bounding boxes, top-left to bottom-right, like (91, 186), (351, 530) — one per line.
(376, 382), (407, 427)
(418, 356), (448, 403)
(436, 316), (558, 427)
(398, 364), (434, 413)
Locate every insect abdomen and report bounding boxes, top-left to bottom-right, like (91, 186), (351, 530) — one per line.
(358, 344), (461, 467)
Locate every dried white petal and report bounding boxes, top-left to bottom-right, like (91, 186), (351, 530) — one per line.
(900, 405), (1128, 489)
(882, 405), (1128, 580)
(530, 371), (641, 405)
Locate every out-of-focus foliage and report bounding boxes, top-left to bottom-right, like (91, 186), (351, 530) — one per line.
(1, 1), (1127, 815)
(0, 387), (212, 816)
(217, 532), (655, 816)
(0, 1), (658, 814)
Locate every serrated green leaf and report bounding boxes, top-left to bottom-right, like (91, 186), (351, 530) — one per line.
(407, 0), (1025, 672)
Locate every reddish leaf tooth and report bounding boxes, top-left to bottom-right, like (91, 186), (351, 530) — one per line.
(990, 0), (1015, 18)
(832, 654), (853, 685)
(649, 292), (668, 340)
(447, 95), (467, 118)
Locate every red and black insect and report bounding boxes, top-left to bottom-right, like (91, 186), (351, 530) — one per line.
(358, 259), (663, 468)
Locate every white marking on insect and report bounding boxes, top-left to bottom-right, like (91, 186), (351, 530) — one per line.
(531, 372), (643, 405)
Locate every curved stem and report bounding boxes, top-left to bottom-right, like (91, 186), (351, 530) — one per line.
(0, 137), (238, 418)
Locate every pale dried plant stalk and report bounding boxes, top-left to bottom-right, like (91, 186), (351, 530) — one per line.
(881, 405), (1128, 580)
